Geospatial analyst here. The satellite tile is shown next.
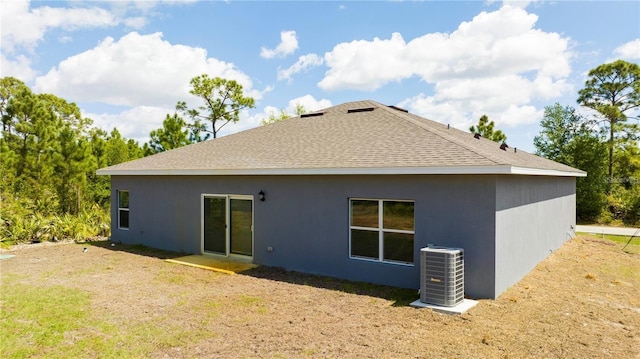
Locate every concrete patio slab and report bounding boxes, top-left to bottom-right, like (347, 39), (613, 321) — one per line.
(410, 298), (479, 315)
(166, 255), (257, 274)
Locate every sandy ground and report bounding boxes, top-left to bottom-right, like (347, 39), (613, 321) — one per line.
(1, 235), (639, 358)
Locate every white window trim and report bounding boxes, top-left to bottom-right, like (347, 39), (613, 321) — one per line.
(118, 190), (130, 230)
(349, 198), (415, 266)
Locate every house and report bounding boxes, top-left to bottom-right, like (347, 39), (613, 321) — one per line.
(97, 100), (585, 299)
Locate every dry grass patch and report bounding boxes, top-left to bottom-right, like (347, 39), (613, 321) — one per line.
(1, 235), (638, 358)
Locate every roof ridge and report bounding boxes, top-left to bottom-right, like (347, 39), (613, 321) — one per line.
(376, 104), (505, 166)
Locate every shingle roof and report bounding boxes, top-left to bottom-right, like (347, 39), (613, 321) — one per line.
(97, 100), (585, 177)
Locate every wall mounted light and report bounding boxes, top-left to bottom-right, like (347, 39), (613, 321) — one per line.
(258, 190), (265, 202)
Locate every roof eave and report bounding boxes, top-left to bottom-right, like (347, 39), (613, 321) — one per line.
(96, 165), (586, 177)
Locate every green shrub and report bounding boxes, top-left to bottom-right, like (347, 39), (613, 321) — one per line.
(0, 196), (111, 245)
(603, 185), (640, 225)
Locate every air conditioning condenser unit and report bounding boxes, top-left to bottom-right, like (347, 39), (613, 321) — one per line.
(420, 247), (464, 307)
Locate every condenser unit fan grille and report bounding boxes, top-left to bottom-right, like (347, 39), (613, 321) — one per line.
(420, 247), (464, 307)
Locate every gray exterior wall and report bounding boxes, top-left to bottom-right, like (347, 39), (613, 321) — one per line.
(494, 176), (576, 297)
(109, 174), (575, 299)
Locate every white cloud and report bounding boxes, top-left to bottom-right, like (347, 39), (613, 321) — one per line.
(284, 95), (332, 113)
(399, 93), (543, 131)
(122, 16), (148, 29)
(0, 0), (193, 83)
(1, 53), (37, 81)
(614, 39), (640, 60)
(501, 0), (532, 9)
(85, 105), (174, 145)
(319, 32), (411, 91)
(498, 104), (542, 127)
(58, 35), (73, 44)
(88, 91), (291, 145)
(0, 0), (196, 53)
(321, 4), (573, 127)
(260, 30), (299, 59)
(277, 54), (324, 81)
(34, 32), (258, 108)
(320, 5), (570, 91)
(219, 109), (268, 137)
(220, 95), (332, 137)
(0, 0), (119, 53)
(31, 29), (267, 145)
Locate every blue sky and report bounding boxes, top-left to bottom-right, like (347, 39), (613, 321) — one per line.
(2, 0), (639, 152)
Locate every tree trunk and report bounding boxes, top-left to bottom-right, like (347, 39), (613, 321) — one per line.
(608, 123), (614, 193)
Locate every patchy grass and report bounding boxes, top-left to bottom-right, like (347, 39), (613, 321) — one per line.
(1, 237), (639, 358)
(577, 231), (639, 245)
(0, 269), (211, 358)
(1, 282), (92, 358)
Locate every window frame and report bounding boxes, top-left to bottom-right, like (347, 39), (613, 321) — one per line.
(349, 198), (415, 266)
(118, 190), (130, 230)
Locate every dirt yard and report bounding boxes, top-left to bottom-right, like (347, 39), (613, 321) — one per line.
(1, 235), (639, 358)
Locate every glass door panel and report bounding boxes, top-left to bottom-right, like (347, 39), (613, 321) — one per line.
(230, 198), (253, 256)
(203, 197), (226, 254)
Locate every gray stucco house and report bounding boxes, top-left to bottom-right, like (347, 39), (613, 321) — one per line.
(97, 100), (585, 299)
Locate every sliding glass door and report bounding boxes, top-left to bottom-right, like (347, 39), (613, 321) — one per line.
(203, 195), (253, 258)
(203, 196), (227, 254)
(229, 198), (253, 256)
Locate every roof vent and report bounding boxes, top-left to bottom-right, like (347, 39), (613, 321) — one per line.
(473, 133), (481, 139)
(347, 107), (375, 114)
(500, 143), (509, 151)
(301, 112), (324, 118)
(387, 105), (408, 113)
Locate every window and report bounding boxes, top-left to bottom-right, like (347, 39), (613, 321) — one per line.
(350, 199), (414, 265)
(118, 190), (129, 230)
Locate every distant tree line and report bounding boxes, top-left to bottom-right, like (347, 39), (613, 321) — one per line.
(0, 77), (145, 244)
(534, 60), (640, 224)
(0, 75), (257, 245)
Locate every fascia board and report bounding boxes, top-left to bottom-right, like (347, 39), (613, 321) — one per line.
(97, 165), (585, 177)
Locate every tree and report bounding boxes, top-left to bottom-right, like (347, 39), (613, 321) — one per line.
(0, 77), (148, 242)
(534, 103), (608, 219)
(261, 104), (306, 125)
(469, 115), (507, 143)
(613, 142), (640, 189)
(146, 113), (193, 155)
(1, 88), (60, 204)
(104, 128), (143, 166)
(534, 104), (583, 164)
(0, 77), (31, 193)
(176, 75), (255, 140)
(0, 81), (107, 215)
(0, 77), (30, 134)
(53, 124), (95, 214)
(88, 128), (110, 206)
(577, 60), (640, 185)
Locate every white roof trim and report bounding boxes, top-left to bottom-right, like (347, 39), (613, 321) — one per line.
(97, 165), (585, 177)
(511, 166), (586, 177)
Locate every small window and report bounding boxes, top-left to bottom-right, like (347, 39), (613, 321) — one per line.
(118, 190), (130, 230)
(350, 199), (414, 265)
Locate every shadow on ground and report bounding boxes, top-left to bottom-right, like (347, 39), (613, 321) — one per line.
(87, 239), (182, 260)
(240, 266), (419, 307)
(88, 239), (418, 307)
